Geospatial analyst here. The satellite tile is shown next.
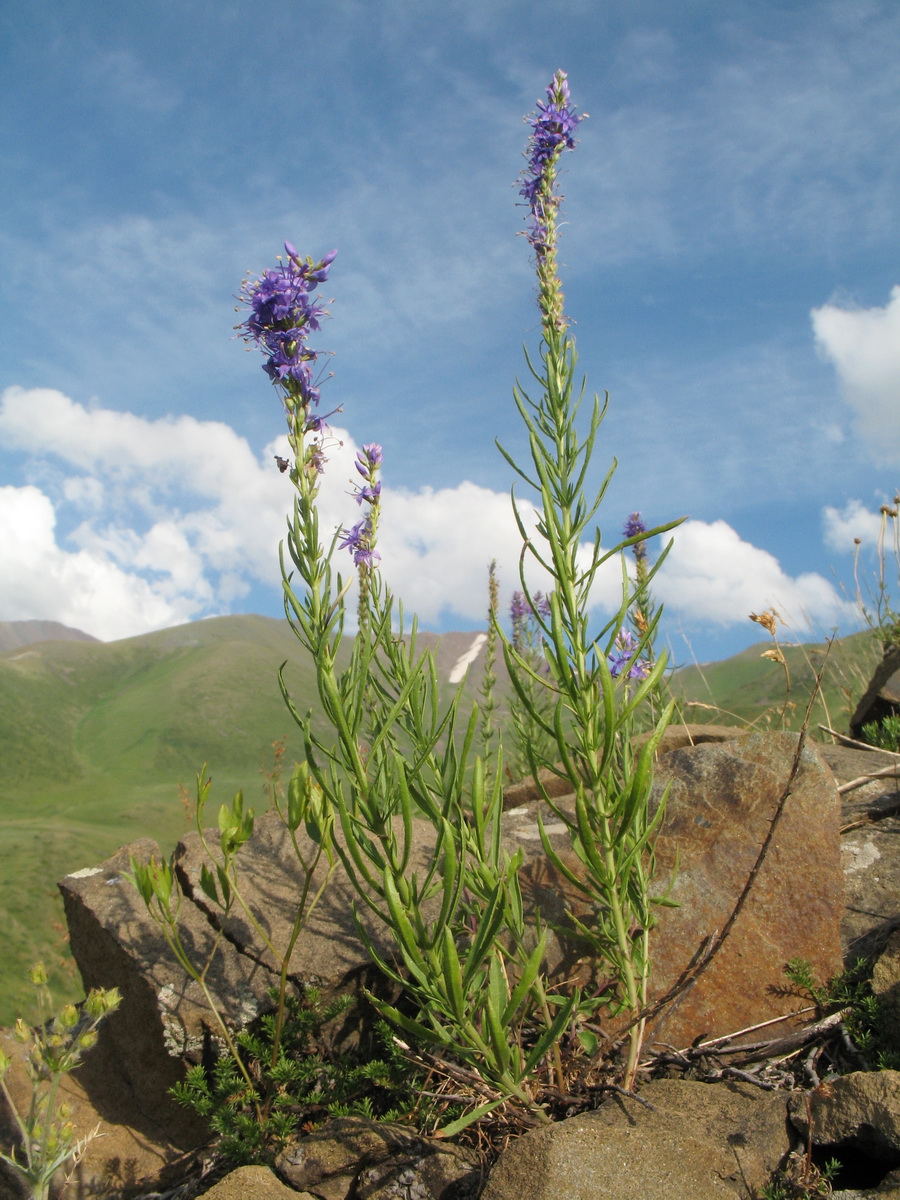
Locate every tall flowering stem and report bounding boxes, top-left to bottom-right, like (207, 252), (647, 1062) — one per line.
(478, 560), (501, 779)
(503, 71), (682, 1089)
(507, 590), (556, 780)
(242, 244), (577, 1128)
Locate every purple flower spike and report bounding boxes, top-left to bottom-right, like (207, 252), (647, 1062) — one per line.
(608, 629), (650, 681)
(238, 245), (337, 407)
(624, 512), (648, 563)
(517, 70), (586, 261)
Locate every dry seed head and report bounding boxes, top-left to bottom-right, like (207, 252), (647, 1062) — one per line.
(749, 610), (778, 636)
(761, 647), (786, 665)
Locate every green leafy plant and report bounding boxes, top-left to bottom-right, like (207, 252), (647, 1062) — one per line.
(228, 70), (682, 1133)
(0, 965), (121, 1200)
(172, 988), (444, 1164)
(129, 759), (337, 1132)
(782, 957), (900, 1071)
(505, 588), (558, 782)
(861, 712), (900, 753)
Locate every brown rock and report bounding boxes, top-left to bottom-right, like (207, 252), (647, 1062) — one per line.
(789, 1070), (900, 1158)
(643, 731), (845, 1047)
(481, 1079), (792, 1200)
(200, 1164), (316, 1199)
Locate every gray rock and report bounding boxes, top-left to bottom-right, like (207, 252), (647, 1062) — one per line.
(481, 1079), (792, 1200)
(873, 929), (900, 1053)
(842, 820), (900, 962)
(789, 1070), (900, 1158)
(275, 1116), (422, 1197)
(355, 1141), (481, 1199)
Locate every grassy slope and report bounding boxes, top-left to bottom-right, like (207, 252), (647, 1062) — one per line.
(669, 628), (883, 734)
(0, 616), (488, 1022)
(0, 614), (884, 1024)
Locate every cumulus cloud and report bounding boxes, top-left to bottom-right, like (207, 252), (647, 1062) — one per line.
(822, 499), (889, 554)
(812, 287), (900, 464)
(0, 485), (195, 640)
(655, 519), (852, 634)
(0, 386), (855, 644)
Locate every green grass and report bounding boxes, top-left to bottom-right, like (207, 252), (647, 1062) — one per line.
(0, 615), (488, 1024)
(669, 628), (882, 734)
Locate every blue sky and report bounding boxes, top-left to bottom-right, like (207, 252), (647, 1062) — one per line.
(2, 0), (899, 665)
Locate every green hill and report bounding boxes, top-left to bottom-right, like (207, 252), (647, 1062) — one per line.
(0, 614), (884, 1024)
(0, 615), (497, 1022)
(669, 629), (882, 734)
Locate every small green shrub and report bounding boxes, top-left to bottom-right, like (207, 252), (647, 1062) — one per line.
(782, 957), (900, 1071)
(0, 965), (121, 1200)
(171, 986), (456, 1165)
(861, 712), (900, 753)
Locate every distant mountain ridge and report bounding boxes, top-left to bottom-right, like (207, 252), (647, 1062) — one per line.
(0, 619), (100, 653)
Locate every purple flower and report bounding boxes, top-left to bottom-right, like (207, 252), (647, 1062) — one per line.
(510, 591), (530, 623)
(238, 244), (337, 406)
(607, 630), (650, 681)
(354, 481), (381, 506)
(510, 590), (552, 623)
(517, 71), (585, 259)
(339, 517), (381, 569)
(624, 512), (648, 563)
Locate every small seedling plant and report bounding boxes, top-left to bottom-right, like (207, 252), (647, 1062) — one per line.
(0, 965), (120, 1200)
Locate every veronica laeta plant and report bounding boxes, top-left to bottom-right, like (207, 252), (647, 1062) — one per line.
(237, 242), (577, 1131)
(235, 70), (680, 1125)
(497, 69), (682, 1087)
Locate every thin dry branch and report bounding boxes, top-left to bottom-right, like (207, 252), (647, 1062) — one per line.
(819, 724), (900, 758)
(837, 761), (900, 795)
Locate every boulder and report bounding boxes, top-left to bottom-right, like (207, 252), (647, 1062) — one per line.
(841, 817), (900, 963)
(850, 647), (900, 741)
(480, 1078), (793, 1200)
(274, 1116), (480, 1200)
(873, 929), (900, 1050)
(58, 840), (275, 1118)
(644, 732), (844, 1047)
(789, 1070), (900, 1159)
(200, 1164), (317, 1199)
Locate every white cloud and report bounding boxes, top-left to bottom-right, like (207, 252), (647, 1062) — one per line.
(656, 519), (852, 634)
(0, 485), (194, 640)
(822, 499), (887, 553)
(0, 387), (858, 645)
(812, 287), (900, 465)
